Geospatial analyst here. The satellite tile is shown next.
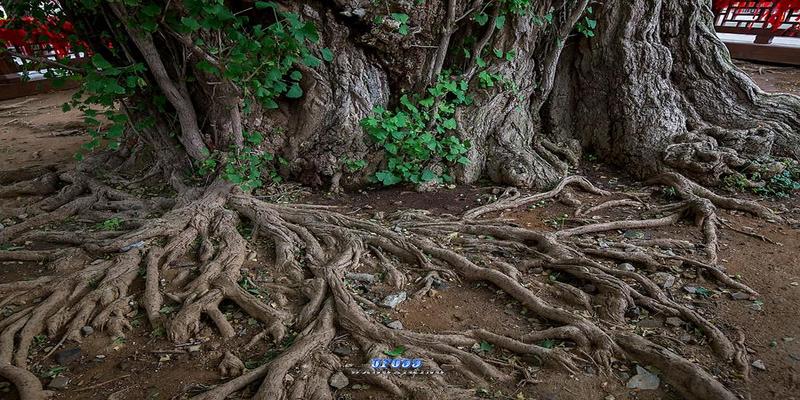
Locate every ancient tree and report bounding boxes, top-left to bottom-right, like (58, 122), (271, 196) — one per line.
(0, 0), (798, 399)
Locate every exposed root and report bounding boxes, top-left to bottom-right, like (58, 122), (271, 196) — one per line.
(0, 172), (779, 399)
(0, 364), (45, 400)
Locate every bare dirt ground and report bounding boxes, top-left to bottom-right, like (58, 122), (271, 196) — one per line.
(0, 62), (799, 400)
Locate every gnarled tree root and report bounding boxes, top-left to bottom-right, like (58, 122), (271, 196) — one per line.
(0, 173), (777, 399)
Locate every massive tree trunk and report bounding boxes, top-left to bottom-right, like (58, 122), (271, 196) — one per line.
(236, 0), (800, 189)
(1, 0), (798, 399)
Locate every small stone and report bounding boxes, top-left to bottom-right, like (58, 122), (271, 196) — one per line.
(387, 320), (404, 330)
(666, 317), (683, 327)
(187, 345), (202, 352)
(617, 263), (635, 272)
(18, 213), (28, 220)
(81, 326), (94, 336)
(651, 272), (676, 289)
(626, 365), (660, 390)
(329, 371), (349, 389)
(638, 319), (662, 329)
(48, 376), (70, 390)
(679, 333), (694, 343)
(752, 360), (767, 370)
(380, 292), (407, 309)
(54, 348), (81, 365)
(247, 251), (258, 261)
(345, 273), (377, 284)
(683, 286), (698, 294)
(432, 279), (448, 289)
(95, 354), (106, 360)
(120, 240), (145, 252)
(623, 230), (646, 239)
(0, 223), (4, 231)
(332, 346), (352, 356)
(352, 8), (366, 18)
(605, 396), (616, 400)
(730, 292), (750, 300)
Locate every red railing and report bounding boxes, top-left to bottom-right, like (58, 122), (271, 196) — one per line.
(713, 0), (800, 42)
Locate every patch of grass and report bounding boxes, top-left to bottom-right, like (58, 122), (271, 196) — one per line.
(95, 217), (123, 231)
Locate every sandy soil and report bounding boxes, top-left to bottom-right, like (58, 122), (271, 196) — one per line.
(0, 62), (799, 399)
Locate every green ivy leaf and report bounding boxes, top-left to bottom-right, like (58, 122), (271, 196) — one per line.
(320, 48), (334, 62)
(495, 15), (506, 29)
(376, 171), (402, 186)
(474, 12), (489, 26)
(286, 83), (303, 98)
(442, 118), (457, 130)
(390, 13), (409, 23)
(302, 54), (321, 67)
(181, 17), (201, 31)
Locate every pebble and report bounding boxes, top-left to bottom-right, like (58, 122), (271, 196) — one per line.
(651, 272), (676, 289)
(730, 292), (750, 300)
(617, 263), (635, 272)
(48, 376), (70, 390)
(120, 241), (145, 252)
(81, 326), (94, 336)
(666, 317), (683, 327)
(187, 345), (202, 352)
(345, 273), (377, 284)
(752, 360), (767, 370)
(626, 365), (660, 390)
(329, 371), (349, 389)
(332, 346), (352, 356)
(387, 320), (404, 330)
(55, 348), (81, 365)
(638, 318), (662, 328)
(380, 292), (407, 309)
(0, 223), (4, 231)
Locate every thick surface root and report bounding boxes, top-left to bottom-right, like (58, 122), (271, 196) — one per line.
(0, 172), (779, 399)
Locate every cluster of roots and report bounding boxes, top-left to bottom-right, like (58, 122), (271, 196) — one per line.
(0, 167), (786, 400)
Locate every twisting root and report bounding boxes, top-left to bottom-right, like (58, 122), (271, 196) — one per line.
(0, 364), (45, 400)
(0, 171), (778, 399)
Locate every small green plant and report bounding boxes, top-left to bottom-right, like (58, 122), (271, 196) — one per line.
(96, 217), (123, 231)
(343, 158), (367, 172)
(390, 13), (410, 35)
(199, 131), (284, 190)
(575, 7), (598, 37)
(361, 75), (472, 185)
(383, 346), (406, 357)
(150, 326), (166, 338)
(40, 366), (66, 378)
(662, 187), (679, 200)
(238, 274), (266, 297)
(33, 334), (48, 345)
(478, 340), (494, 352)
(724, 159), (800, 198)
(538, 339), (556, 349)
